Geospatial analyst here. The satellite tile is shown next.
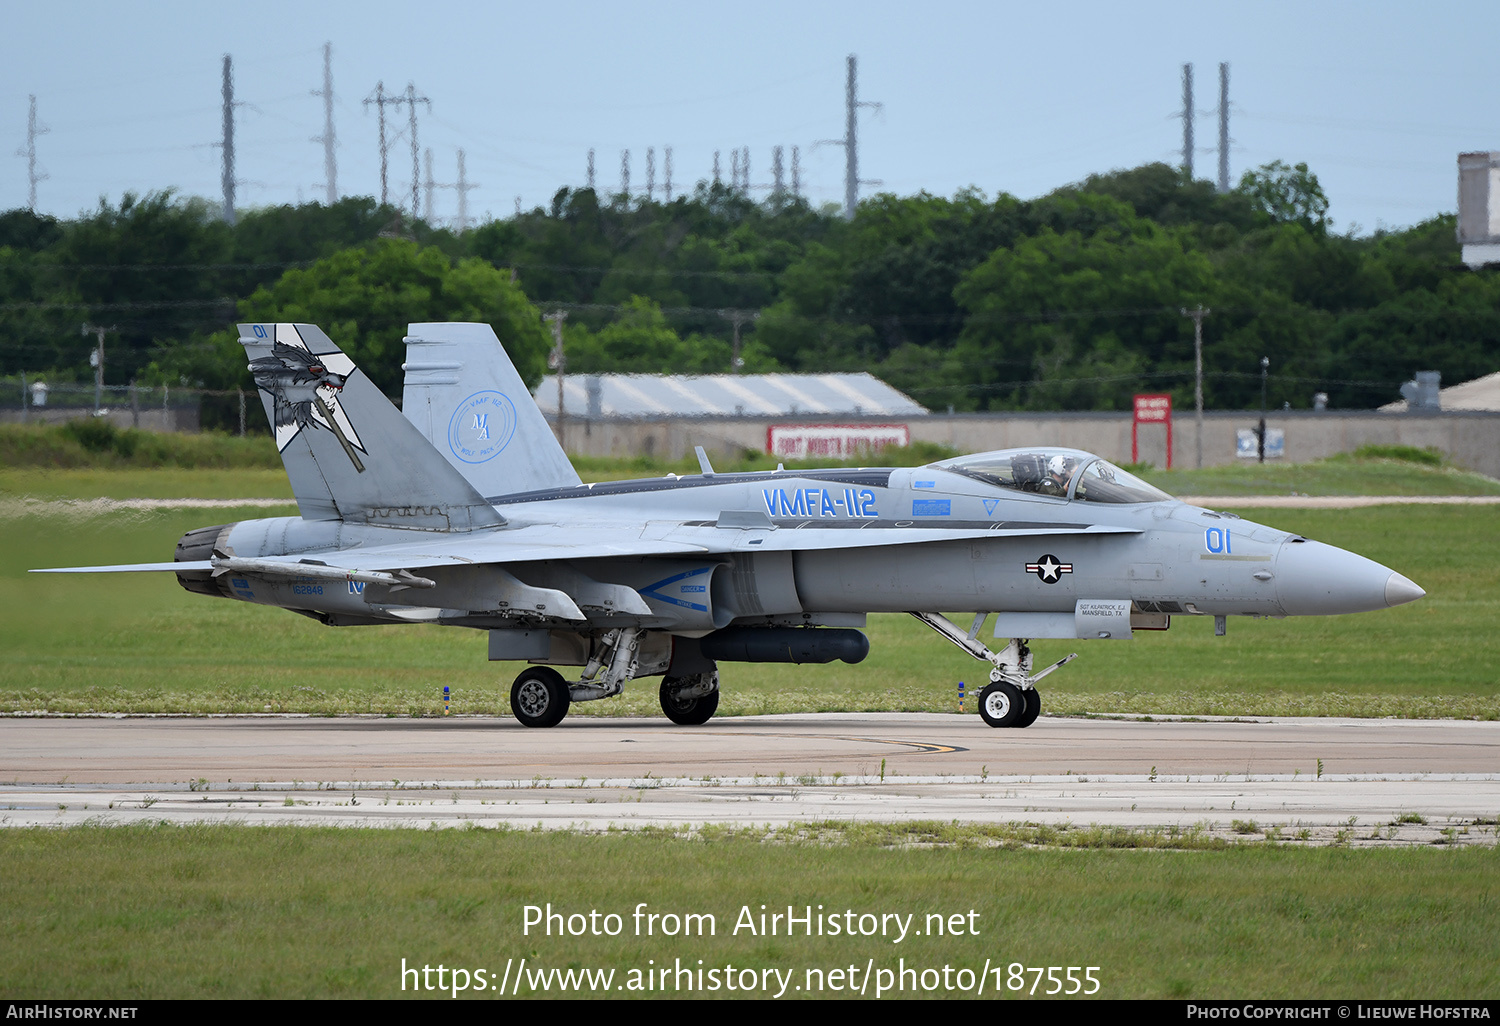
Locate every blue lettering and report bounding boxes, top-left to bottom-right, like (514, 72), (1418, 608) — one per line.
(1206, 527), (1233, 553)
(348, 581), (365, 595)
(860, 489), (877, 517)
(789, 489), (807, 516)
(820, 490), (836, 516)
(252, 324), (267, 338)
(762, 489), (778, 515)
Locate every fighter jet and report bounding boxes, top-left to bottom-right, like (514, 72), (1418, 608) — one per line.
(35, 322), (1426, 729)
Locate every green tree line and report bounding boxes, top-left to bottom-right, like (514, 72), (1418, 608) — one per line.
(1, 160), (1495, 430)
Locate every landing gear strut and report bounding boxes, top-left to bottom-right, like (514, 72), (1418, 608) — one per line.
(909, 612), (1077, 729)
(509, 628), (647, 728)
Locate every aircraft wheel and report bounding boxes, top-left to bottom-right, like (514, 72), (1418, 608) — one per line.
(510, 667), (570, 728)
(1015, 688), (1041, 728)
(660, 674), (719, 726)
(978, 681), (1024, 728)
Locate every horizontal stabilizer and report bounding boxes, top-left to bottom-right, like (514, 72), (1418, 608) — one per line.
(31, 562), (205, 574)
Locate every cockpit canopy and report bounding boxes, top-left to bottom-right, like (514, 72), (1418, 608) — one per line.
(931, 448), (1173, 504)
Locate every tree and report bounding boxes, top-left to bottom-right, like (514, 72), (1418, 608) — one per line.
(564, 296), (777, 375)
(234, 238), (550, 395)
(953, 210), (1215, 410)
(1237, 161), (1329, 232)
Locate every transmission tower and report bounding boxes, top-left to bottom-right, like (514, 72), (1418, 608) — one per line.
(1180, 63), (1194, 179)
(645, 147), (656, 200)
(791, 145), (800, 199)
(620, 149), (630, 201)
(454, 149), (479, 232)
(395, 83), (431, 222)
(312, 42), (337, 205)
(1217, 62), (1231, 193)
(713, 150), (721, 185)
(17, 95), (48, 211)
(221, 54), (237, 224)
(772, 145), (784, 195)
(364, 81), (398, 205)
(586, 148), (595, 190)
(818, 54), (882, 220)
(663, 147), (673, 201)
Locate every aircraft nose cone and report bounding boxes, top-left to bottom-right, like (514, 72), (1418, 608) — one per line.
(1275, 540), (1419, 616)
(1384, 572), (1425, 608)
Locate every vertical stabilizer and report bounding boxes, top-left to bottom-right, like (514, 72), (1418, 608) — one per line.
(239, 322), (504, 531)
(402, 322), (582, 497)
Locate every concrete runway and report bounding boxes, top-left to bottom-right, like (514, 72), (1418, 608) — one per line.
(2, 713), (1496, 844)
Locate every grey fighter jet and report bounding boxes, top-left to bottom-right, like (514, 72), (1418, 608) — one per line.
(35, 322), (1426, 729)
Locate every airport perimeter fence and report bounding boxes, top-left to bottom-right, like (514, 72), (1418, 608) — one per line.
(0, 378), (254, 435)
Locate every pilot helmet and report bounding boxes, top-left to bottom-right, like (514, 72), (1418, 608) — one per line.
(1047, 455), (1070, 478)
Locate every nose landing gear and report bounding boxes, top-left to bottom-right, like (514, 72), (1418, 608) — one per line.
(909, 612), (1076, 729)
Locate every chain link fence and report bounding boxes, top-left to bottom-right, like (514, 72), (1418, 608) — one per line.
(0, 378), (265, 435)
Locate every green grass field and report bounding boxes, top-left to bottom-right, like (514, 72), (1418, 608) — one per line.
(0, 824), (1496, 999)
(1, 498), (1494, 719)
(3, 443), (1498, 1002)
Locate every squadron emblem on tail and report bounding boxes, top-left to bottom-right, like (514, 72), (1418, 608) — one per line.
(248, 331), (367, 472)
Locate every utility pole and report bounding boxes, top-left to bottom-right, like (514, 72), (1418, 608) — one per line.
(1180, 63), (1194, 180)
(82, 323), (115, 414)
(1217, 62), (1231, 193)
(364, 81), (396, 206)
(545, 311), (568, 445)
(819, 54), (882, 220)
(663, 147), (673, 202)
(1258, 356), (1269, 463)
(18, 95), (48, 211)
(1181, 305), (1210, 468)
(221, 54), (237, 224)
(312, 42), (337, 205)
(720, 310), (759, 373)
(453, 149), (478, 232)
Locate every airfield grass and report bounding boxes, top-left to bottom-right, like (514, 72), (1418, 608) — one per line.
(1, 500), (1495, 719)
(0, 824), (1496, 999)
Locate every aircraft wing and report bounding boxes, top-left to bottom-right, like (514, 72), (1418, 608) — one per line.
(32, 520), (1140, 578)
(235, 519), (1141, 572)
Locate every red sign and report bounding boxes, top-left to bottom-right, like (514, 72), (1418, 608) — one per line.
(1133, 394), (1172, 423)
(766, 424), (910, 460)
(1132, 394), (1173, 468)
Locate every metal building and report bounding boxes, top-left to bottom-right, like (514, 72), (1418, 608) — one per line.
(532, 372), (925, 419)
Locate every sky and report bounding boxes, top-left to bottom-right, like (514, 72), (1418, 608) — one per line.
(3, 0), (1497, 233)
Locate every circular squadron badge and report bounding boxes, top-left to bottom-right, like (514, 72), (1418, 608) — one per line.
(447, 390), (518, 464)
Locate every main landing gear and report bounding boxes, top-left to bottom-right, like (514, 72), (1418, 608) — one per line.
(507, 629), (723, 728)
(909, 612), (1077, 729)
(659, 670), (720, 726)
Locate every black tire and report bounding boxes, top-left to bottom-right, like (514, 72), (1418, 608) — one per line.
(510, 667), (570, 728)
(978, 681), (1023, 728)
(660, 674), (720, 726)
(1015, 687), (1041, 728)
